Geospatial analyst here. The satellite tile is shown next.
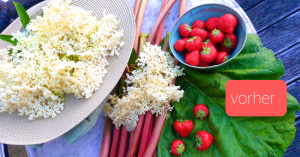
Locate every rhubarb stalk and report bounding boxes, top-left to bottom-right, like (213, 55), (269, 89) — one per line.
(118, 125), (129, 157)
(179, 0), (186, 17)
(133, 0), (141, 20)
(137, 111), (153, 157)
(155, 0), (169, 45)
(134, 0), (148, 53)
(99, 118), (113, 157)
(148, 0), (178, 44)
(110, 126), (121, 157)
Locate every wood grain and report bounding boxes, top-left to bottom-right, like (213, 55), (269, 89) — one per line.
(236, 0), (263, 11)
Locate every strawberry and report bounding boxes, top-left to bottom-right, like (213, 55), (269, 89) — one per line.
(203, 39), (215, 47)
(221, 33), (237, 49)
(191, 28), (207, 40)
(171, 139), (186, 156)
(174, 120), (194, 137)
(207, 31), (211, 39)
(218, 14), (237, 34)
(192, 20), (205, 29)
(179, 23), (192, 37)
(196, 130), (213, 151)
(199, 61), (210, 67)
(210, 29), (224, 43)
(186, 36), (203, 51)
(220, 47), (232, 54)
(182, 37), (189, 43)
(214, 43), (221, 52)
(174, 39), (186, 52)
(200, 46), (217, 63)
(185, 50), (200, 66)
(193, 104), (209, 119)
(216, 52), (229, 64)
(205, 17), (219, 31)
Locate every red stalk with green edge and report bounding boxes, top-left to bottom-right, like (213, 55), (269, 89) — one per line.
(137, 111), (153, 157)
(118, 125), (129, 157)
(148, 0), (178, 44)
(134, 0), (148, 53)
(155, 0), (169, 45)
(133, 0), (141, 21)
(99, 118), (113, 157)
(110, 126), (121, 157)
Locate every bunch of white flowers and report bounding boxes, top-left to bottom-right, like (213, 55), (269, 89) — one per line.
(0, 0), (124, 120)
(105, 43), (184, 131)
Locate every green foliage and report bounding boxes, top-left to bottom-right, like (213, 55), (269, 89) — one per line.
(13, 1), (31, 29)
(0, 35), (18, 45)
(157, 34), (300, 157)
(128, 49), (138, 65)
(119, 75), (126, 95)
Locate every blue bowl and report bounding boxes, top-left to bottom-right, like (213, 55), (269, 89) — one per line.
(170, 4), (247, 70)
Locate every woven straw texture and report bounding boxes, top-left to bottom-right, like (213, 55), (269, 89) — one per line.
(0, 0), (135, 145)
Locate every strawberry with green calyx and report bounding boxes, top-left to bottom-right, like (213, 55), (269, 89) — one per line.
(185, 50), (200, 66)
(200, 46), (217, 63)
(210, 29), (224, 43)
(174, 119), (194, 137)
(205, 17), (219, 31)
(192, 20), (205, 29)
(196, 130), (213, 151)
(191, 28), (208, 40)
(193, 104), (209, 119)
(179, 23), (192, 37)
(171, 139), (186, 156)
(203, 39), (215, 47)
(221, 33), (237, 49)
(216, 52), (229, 64)
(174, 39), (186, 52)
(218, 14), (237, 34)
(186, 36), (203, 51)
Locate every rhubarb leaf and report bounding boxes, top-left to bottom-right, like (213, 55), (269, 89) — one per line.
(13, 1), (30, 29)
(157, 34), (299, 157)
(0, 35), (18, 45)
(128, 48), (138, 65)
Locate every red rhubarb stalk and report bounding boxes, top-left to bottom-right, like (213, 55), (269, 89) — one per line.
(133, 0), (142, 20)
(129, 130), (135, 146)
(137, 111), (153, 157)
(110, 126), (121, 157)
(99, 118), (113, 157)
(134, 0), (148, 53)
(118, 125), (129, 157)
(155, 0), (169, 45)
(148, 0), (178, 44)
(126, 114), (146, 157)
(179, 0), (186, 17)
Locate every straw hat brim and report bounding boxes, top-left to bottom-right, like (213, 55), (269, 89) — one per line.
(0, 0), (135, 145)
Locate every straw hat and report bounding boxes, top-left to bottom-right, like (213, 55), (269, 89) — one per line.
(0, 0), (135, 145)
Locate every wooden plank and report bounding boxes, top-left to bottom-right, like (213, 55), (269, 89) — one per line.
(276, 43), (300, 84)
(287, 79), (300, 119)
(283, 121), (300, 156)
(245, 0), (300, 32)
(259, 13), (300, 55)
(235, 0), (263, 11)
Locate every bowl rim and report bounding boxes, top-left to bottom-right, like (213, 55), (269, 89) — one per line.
(169, 3), (248, 69)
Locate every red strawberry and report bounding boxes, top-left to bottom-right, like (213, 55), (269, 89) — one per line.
(196, 130), (213, 151)
(205, 17), (219, 31)
(210, 29), (224, 43)
(191, 28), (207, 40)
(200, 46), (217, 63)
(221, 34), (237, 49)
(192, 20), (205, 29)
(216, 52), (229, 64)
(174, 39), (186, 52)
(174, 120), (194, 137)
(182, 37), (189, 43)
(207, 31), (211, 39)
(220, 47), (232, 54)
(171, 139), (186, 156)
(179, 23), (192, 37)
(186, 36), (203, 51)
(193, 104), (209, 119)
(218, 14), (237, 34)
(185, 50), (200, 66)
(214, 43), (221, 52)
(199, 61), (210, 67)
(203, 39), (215, 47)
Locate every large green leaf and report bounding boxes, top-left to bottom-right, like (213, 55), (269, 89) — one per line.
(13, 1), (30, 29)
(158, 34), (300, 157)
(0, 35), (18, 45)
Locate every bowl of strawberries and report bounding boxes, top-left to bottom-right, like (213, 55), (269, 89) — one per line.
(170, 3), (247, 69)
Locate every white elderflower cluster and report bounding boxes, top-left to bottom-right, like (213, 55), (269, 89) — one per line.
(0, 0), (124, 120)
(104, 43), (184, 131)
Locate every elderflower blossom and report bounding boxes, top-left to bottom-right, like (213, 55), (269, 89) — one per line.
(0, 0), (124, 120)
(104, 43), (184, 131)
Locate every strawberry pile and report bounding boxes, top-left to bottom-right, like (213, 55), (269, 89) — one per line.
(174, 14), (238, 67)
